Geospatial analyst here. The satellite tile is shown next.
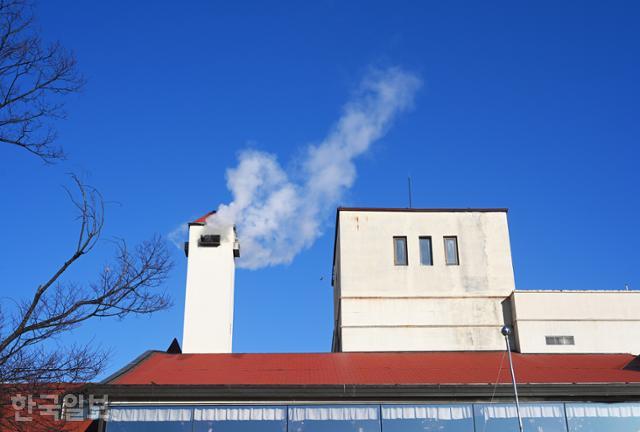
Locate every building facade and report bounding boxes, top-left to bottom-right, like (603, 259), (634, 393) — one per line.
(511, 290), (640, 354)
(331, 208), (516, 352)
(74, 207), (640, 432)
(332, 208), (640, 355)
(89, 351), (640, 432)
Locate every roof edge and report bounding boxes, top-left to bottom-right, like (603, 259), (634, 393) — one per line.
(86, 382), (640, 402)
(100, 350), (159, 384)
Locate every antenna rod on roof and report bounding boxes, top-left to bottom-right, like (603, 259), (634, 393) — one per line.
(501, 326), (524, 432)
(407, 176), (413, 208)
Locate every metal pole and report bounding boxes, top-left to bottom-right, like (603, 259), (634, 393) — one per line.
(502, 326), (524, 432)
(407, 177), (413, 208)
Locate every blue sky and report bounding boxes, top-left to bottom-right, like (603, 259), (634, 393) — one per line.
(0, 1), (638, 379)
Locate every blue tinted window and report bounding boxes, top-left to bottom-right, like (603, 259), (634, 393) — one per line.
(193, 406), (287, 432)
(289, 405), (380, 432)
(107, 406), (192, 432)
(108, 422), (191, 432)
(566, 403), (640, 432)
(444, 237), (459, 265)
(382, 404), (473, 432)
(473, 404), (567, 432)
(419, 237), (433, 266)
(103, 402), (640, 432)
(394, 237), (408, 265)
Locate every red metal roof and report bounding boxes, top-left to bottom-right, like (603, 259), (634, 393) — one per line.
(110, 351), (640, 386)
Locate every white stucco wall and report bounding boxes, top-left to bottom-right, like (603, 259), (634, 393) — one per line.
(512, 291), (640, 354)
(182, 223), (236, 353)
(334, 209), (515, 352)
(341, 297), (507, 326)
(340, 296), (509, 351)
(342, 326), (505, 352)
(337, 210), (515, 297)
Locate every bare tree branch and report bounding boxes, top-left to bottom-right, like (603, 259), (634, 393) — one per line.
(0, 3), (170, 430)
(0, 175), (173, 387)
(0, 0), (84, 162)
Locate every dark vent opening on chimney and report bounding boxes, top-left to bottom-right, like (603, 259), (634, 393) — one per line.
(199, 234), (221, 247)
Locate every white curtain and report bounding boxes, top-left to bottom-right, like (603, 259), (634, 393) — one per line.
(566, 403), (640, 418)
(382, 405), (472, 421)
(480, 404), (564, 420)
(194, 407), (286, 421)
(289, 406), (379, 421)
(108, 407), (192, 422)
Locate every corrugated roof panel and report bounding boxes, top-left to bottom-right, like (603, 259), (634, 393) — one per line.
(110, 352), (640, 386)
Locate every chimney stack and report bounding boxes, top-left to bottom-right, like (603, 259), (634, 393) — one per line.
(182, 213), (239, 353)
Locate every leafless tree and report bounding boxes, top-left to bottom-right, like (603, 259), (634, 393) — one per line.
(0, 176), (173, 430)
(0, 2), (173, 429)
(0, 0), (84, 162)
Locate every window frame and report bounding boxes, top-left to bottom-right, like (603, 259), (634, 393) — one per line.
(418, 236), (433, 266)
(443, 236), (460, 266)
(393, 236), (408, 266)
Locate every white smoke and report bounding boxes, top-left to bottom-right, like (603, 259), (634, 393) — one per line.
(207, 67), (421, 269)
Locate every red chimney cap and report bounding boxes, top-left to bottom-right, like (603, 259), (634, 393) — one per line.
(190, 211), (216, 225)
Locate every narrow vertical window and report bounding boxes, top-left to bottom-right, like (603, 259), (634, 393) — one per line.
(419, 236), (433, 266)
(444, 236), (459, 265)
(393, 236), (408, 266)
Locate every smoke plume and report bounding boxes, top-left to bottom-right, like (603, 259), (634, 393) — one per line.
(207, 67), (421, 269)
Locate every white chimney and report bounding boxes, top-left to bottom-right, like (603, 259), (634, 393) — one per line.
(182, 214), (239, 353)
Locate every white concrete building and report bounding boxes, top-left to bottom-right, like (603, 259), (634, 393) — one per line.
(178, 206), (640, 356)
(512, 290), (640, 354)
(94, 208), (640, 432)
(332, 207), (516, 352)
(331, 207), (640, 354)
